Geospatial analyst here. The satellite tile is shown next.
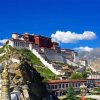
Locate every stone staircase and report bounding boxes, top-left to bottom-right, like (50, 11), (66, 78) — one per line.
(30, 48), (64, 75)
(30, 48), (85, 74)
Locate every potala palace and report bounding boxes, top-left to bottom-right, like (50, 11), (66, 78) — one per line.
(8, 32), (87, 75)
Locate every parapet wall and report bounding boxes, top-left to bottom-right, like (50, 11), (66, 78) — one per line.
(40, 48), (68, 63)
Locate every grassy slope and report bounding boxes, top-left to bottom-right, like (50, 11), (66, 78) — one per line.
(0, 45), (9, 62)
(0, 45), (6, 53)
(0, 45), (56, 80)
(0, 47), (4, 53)
(19, 49), (56, 81)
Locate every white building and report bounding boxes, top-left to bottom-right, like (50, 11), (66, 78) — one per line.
(8, 32), (78, 64)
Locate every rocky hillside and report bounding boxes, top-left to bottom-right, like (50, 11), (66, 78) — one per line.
(0, 45), (56, 81)
(0, 45), (57, 100)
(89, 59), (100, 72)
(78, 48), (100, 72)
(79, 48), (100, 61)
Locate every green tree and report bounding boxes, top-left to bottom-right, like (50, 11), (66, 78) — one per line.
(81, 72), (88, 79)
(70, 72), (83, 79)
(70, 72), (88, 79)
(67, 86), (76, 100)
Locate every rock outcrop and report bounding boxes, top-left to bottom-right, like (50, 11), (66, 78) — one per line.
(0, 45), (48, 100)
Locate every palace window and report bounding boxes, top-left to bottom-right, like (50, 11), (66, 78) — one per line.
(14, 42), (16, 46)
(59, 84), (61, 88)
(47, 85), (50, 89)
(62, 84), (65, 88)
(51, 85), (54, 89)
(66, 84), (68, 88)
(55, 85), (57, 89)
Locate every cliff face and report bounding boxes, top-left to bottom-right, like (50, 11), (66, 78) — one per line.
(10, 62), (48, 100)
(0, 45), (50, 100)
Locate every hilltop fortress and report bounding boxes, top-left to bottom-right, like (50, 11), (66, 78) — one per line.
(8, 32), (87, 75)
(8, 32), (77, 62)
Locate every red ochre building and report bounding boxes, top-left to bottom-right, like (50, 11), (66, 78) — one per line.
(10, 32), (59, 49)
(46, 80), (87, 97)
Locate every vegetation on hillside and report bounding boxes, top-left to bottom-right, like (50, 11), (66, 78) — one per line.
(35, 66), (56, 81)
(19, 49), (44, 66)
(0, 44), (6, 53)
(70, 72), (88, 79)
(18, 49), (56, 80)
(0, 47), (4, 53)
(0, 45), (56, 81)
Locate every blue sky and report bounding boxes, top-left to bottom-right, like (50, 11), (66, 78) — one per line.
(0, 0), (100, 50)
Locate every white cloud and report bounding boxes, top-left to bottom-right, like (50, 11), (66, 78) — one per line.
(0, 39), (8, 44)
(51, 30), (96, 43)
(74, 46), (93, 52)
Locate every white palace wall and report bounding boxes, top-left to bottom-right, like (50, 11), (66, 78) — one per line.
(40, 48), (68, 63)
(8, 40), (76, 64)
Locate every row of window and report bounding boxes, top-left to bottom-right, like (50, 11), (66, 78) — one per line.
(87, 79), (100, 83)
(95, 80), (100, 82)
(55, 91), (65, 96)
(13, 41), (29, 47)
(47, 82), (85, 90)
